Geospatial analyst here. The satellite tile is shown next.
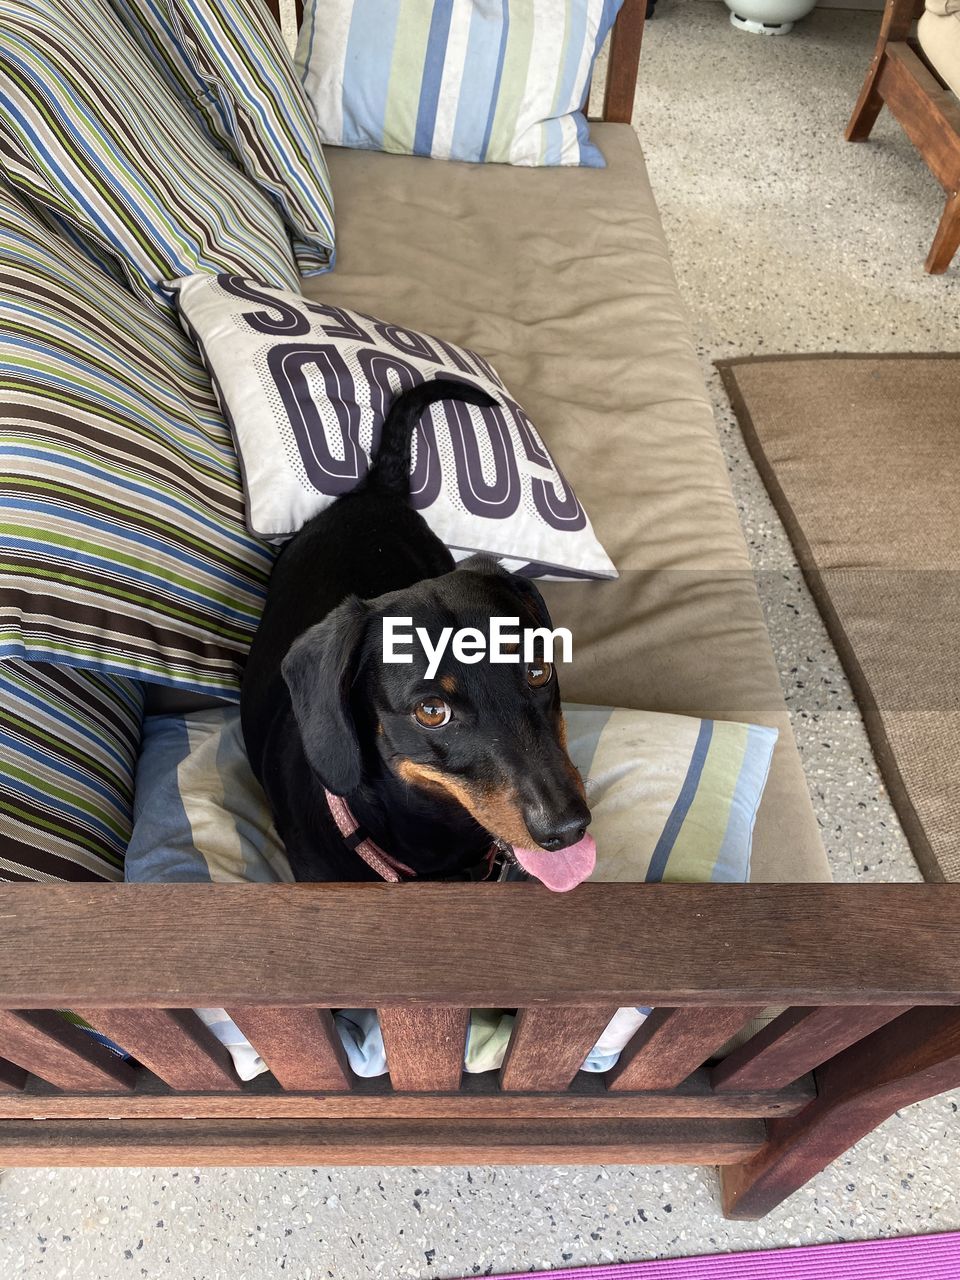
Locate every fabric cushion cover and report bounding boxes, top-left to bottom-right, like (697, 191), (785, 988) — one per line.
(0, 660), (143, 883)
(0, 0), (299, 313)
(174, 272), (615, 578)
(110, 0), (336, 275)
(315, 129), (830, 884)
(0, 180), (272, 695)
(296, 0), (623, 168)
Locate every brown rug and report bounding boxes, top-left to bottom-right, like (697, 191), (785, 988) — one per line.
(718, 353), (960, 883)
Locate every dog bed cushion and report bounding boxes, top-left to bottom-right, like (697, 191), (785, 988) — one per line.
(0, 660), (143, 883)
(173, 272), (615, 578)
(125, 701), (776, 1078)
(0, 0), (299, 314)
(0, 181), (273, 695)
(295, 0), (623, 168)
(109, 0), (335, 275)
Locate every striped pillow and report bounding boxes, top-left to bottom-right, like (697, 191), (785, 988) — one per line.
(0, 661), (143, 883)
(0, 180), (273, 694)
(110, 0), (336, 276)
(296, 0), (624, 167)
(0, 0), (299, 312)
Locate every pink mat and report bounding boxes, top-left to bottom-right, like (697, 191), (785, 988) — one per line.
(471, 1232), (960, 1280)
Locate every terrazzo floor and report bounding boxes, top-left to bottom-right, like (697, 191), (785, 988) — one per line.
(3, 4), (959, 1276)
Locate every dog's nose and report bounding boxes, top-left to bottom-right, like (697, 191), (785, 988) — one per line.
(526, 808), (590, 852)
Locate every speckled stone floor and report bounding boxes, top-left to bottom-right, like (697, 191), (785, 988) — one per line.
(3, 4), (959, 1277)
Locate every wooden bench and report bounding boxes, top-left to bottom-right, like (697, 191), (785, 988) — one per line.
(2, 0), (957, 1221)
(1, 882), (958, 1218)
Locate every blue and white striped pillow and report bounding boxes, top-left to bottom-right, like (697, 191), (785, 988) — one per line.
(296, 0), (625, 167)
(111, 0), (336, 276)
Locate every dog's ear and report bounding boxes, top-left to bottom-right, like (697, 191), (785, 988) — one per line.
(281, 596), (369, 795)
(503, 573), (553, 630)
(456, 553), (553, 628)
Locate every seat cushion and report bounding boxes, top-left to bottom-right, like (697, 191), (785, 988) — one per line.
(0, 661), (143, 882)
(919, 3), (960, 98)
(0, 0), (298, 312)
(310, 125), (830, 882)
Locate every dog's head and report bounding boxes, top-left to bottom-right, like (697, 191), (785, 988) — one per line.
(281, 557), (593, 888)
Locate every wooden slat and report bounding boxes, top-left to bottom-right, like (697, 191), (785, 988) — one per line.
(2, 885), (960, 1009)
(226, 1007), (350, 1092)
(711, 1005), (912, 1093)
(602, 0), (646, 123)
(608, 1007), (764, 1092)
(500, 1007), (618, 1092)
(0, 1057), (27, 1092)
(0, 1116), (765, 1167)
(74, 1009), (240, 1093)
(722, 1007), (960, 1219)
(0, 1011), (136, 1092)
(0, 1069), (816, 1120)
(379, 1007), (468, 1092)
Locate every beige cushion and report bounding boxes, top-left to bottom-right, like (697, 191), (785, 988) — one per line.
(311, 125), (830, 883)
(920, 5), (960, 97)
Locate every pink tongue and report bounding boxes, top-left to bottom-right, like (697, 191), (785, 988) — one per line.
(512, 833), (596, 892)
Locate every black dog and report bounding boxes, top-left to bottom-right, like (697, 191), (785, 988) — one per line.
(241, 380), (594, 889)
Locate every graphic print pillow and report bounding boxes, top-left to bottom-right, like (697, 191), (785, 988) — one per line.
(175, 273), (615, 579)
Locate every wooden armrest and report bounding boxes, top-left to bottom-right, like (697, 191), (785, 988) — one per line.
(0, 883), (957, 1009)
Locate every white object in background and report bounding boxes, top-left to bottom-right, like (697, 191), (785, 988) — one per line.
(723, 0), (818, 34)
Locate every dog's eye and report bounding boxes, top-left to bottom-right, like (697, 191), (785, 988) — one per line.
(413, 698), (452, 729)
(526, 662), (553, 688)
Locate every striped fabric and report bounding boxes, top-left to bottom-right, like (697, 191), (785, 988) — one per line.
(296, 0), (624, 167)
(0, 0), (299, 313)
(565, 704), (779, 884)
(111, 0), (336, 275)
(0, 661), (143, 883)
(0, 179), (273, 694)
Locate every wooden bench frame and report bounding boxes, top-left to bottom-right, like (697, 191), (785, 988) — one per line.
(846, 0), (960, 272)
(3, 0), (956, 1222)
(1, 883), (959, 1219)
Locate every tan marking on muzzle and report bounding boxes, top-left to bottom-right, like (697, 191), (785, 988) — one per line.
(395, 759), (534, 848)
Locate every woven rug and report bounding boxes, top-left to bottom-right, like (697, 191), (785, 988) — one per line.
(472, 1231), (960, 1278)
(717, 353), (960, 883)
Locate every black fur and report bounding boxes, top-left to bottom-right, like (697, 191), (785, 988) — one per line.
(241, 380), (589, 881)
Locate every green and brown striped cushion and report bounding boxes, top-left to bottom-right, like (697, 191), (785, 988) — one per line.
(0, 0), (300, 313)
(111, 0), (336, 276)
(0, 661), (143, 882)
(0, 180), (273, 694)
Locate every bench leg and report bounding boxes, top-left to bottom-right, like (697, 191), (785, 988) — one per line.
(925, 191), (960, 274)
(720, 1007), (960, 1219)
(845, 53), (887, 141)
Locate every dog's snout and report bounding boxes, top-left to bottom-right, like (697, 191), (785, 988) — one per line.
(525, 803), (590, 852)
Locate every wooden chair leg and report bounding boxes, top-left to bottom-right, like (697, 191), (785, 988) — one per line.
(720, 1007), (960, 1219)
(925, 190), (960, 274)
(846, 53), (887, 141)
(845, 0), (924, 141)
